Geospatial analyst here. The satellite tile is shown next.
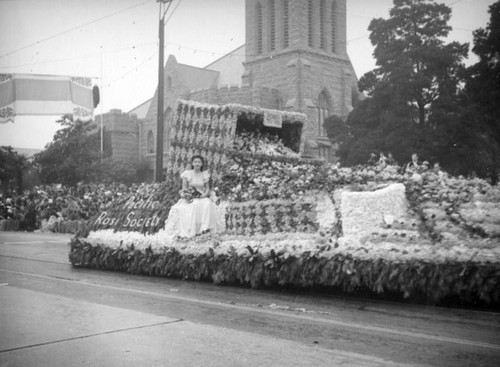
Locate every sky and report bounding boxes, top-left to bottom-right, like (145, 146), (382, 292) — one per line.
(0, 0), (496, 149)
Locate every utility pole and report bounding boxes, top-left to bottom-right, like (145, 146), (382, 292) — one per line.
(155, 0), (173, 182)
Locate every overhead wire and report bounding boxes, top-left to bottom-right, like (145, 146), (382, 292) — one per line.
(1, 6), (475, 74)
(0, 42), (158, 70)
(0, 0), (179, 89)
(165, 0), (183, 24)
(347, 36), (368, 45)
(102, 51), (158, 88)
(102, 0), (182, 88)
(344, 0), (474, 45)
(0, 0), (156, 60)
(0, 0), (477, 87)
(448, 0), (466, 5)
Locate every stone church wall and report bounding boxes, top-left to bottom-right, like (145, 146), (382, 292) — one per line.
(189, 85), (280, 111)
(99, 109), (139, 162)
(134, 0), (356, 170)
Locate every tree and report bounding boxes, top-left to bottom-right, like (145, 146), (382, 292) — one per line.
(462, 0), (500, 182)
(34, 115), (149, 186)
(0, 146), (27, 192)
(466, 1), (500, 123)
(89, 158), (150, 184)
(33, 115), (104, 186)
(339, 0), (492, 174)
(323, 114), (352, 161)
(342, 96), (427, 166)
(323, 115), (348, 144)
(361, 0), (468, 125)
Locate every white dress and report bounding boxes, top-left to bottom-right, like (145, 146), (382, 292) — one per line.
(173, 169), (218, 238)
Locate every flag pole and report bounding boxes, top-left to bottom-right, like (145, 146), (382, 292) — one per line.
(100, 45), (104, 163)
(155, 0), (173, 182)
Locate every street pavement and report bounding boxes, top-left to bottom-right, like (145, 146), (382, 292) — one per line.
(0, 231), (499, 366)
(1, 286), (409, 367)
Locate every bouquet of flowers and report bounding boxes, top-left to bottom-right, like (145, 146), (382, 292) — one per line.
(179, 187), (202, 203)
(210, 187), (221, 205)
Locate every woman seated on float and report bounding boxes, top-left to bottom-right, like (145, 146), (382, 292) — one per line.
(176, 155), (218, 238)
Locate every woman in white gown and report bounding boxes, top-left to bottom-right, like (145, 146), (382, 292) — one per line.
(176, 155), (218, 238)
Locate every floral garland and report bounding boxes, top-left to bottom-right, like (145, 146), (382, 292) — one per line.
(77, 228), (500, 265)
(69, 230), (500, 305)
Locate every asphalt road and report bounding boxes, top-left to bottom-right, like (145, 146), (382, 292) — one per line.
(0, 231), (499, 366)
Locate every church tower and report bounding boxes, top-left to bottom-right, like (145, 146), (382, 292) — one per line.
(242, 0), (358, 159)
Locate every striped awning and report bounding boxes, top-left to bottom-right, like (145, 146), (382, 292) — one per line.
(0, 73), (94, 123)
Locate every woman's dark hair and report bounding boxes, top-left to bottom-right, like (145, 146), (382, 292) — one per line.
(190, 155), (205, 171)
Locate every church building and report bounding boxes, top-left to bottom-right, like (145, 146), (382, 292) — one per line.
(112, 0), (358, 178)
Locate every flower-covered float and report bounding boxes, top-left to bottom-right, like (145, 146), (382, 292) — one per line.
(69, 100), (500, 307)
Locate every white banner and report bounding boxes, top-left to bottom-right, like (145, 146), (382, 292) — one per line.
(0, 73), (94, 123)
(263, 110), (283, 128)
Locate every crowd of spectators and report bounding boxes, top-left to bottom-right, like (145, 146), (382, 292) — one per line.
(0, 144), (488, 234)
(0, 183), (139, 232)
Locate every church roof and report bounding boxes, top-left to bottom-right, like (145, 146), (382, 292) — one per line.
(204, 45), (245, 88)
(174, 63), (219, 90)
(128, 98), (152, 119)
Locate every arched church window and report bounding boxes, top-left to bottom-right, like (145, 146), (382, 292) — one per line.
(277, 97), (284, 111)
(257, 2), (263, 55)
(331, 1), (337, 53)
(166, 76), (172, 90)
(320, 0), (326, 50)
(147, 130), (155, 154)
(270, 0), (276, 51)
(163, 107), (173, 152)
(317, 91), (330, 136)
(319, 146), (331, 160)
(283, 0), (289, 48)
(308, 0), (314, 47)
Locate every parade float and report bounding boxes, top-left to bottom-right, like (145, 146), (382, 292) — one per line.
(69, 100), (500, 307)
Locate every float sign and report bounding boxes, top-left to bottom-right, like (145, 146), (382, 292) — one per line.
(92, 195), (163, 232)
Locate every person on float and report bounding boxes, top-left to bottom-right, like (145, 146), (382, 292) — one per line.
(367, 152), (378, 166)
(378, 152), (388, 168)
(386, 152), (397, 166)
(177, 155), (218, 238)
(405, 153), (420, 173)
(433, 162), (443, 174)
